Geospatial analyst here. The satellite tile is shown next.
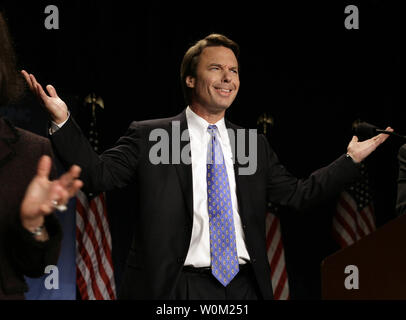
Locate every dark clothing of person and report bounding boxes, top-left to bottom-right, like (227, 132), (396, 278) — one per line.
(0, 117), (62, 299)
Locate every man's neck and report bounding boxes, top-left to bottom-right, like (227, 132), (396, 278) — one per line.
(189, 104), (226, 124)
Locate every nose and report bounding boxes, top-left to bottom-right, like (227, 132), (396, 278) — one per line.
(222, 70), (232, 83)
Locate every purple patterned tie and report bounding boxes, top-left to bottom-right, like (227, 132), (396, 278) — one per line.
(207, 125), (239, 286)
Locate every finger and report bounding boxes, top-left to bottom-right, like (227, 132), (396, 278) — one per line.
(374, 130), (391, 144)
(58, 165), (82, 187)
(36, 155), (52, 179)
(36, 183), (61, 215)
(25, 73), (41, 99)
(47, 183), (68, 212)
(70, 165), (82, 178)
(70, 180), (84, 197)
(58, 178), (83, 199)
(57, 166), (82, 198)
(29, 73), (40, 89)
(26, 75), (43, 102)
(21, 70), (34, 90)
(46, 84), (59, 98)
(379, 133), (390, 143)
(54, 182), (73, 211)
(35, 82), (51, 102)
(56, 188), (70, 206)
(29, 74), (42, 98)
(39, 203), (53, 215)
(351, 135), (359, 143)
(30, 74), (46, 98)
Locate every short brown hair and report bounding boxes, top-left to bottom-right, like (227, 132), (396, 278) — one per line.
(180, 33), (240, 105)
(0, 12), (24, 107)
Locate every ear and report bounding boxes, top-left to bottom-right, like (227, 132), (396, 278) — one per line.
(186, 76), (195, 88)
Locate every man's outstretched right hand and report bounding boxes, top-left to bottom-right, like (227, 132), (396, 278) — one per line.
(21, 70), (69, 125)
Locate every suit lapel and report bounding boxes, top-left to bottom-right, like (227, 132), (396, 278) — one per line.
(173, 111), (194, 221)
(225, 120), (250, 224)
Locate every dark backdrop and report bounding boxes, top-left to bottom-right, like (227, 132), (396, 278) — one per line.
(1, 0), (405, 299)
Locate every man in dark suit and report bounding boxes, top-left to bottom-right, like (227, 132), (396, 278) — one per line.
(22, 34), (392, 299)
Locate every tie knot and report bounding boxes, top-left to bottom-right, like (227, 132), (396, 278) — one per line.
(207, 125), (218, 136)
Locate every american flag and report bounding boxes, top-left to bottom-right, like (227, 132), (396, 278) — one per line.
(266, 205), (290, 300)
(332, 162), (376, 248)
(76, 190), (116, 299)
(75, 94), (116, 300)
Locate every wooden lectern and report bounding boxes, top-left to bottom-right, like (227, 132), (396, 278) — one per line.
(321, 214), (406, 299)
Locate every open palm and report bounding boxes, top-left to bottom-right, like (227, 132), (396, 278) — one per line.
(347, 127), (393, 163)
(21, 70), (69, 124)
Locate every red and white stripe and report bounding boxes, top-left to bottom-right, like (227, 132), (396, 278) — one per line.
(266, 212), (290, 300)
(332, 191), (376, 248)
(76, 190), (116, 300)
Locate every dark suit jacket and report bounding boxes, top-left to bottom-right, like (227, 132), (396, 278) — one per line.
(0, 117), (62, 299)
(396, 144), (406, 215)
(50, 110), (360, 299)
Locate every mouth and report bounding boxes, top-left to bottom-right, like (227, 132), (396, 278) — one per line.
(214, 87), (233, 96)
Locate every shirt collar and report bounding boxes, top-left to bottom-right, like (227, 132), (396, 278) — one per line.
(185, 106), (227, 139)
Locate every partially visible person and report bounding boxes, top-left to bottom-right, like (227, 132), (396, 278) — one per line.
(396, 144), (406, 215)
(0, 11), (82, 299)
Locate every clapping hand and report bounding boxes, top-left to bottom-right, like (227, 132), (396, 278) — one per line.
(20, 156), (83, 233)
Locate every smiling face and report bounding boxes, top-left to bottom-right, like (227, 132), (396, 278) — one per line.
(186, 46), (240, 116)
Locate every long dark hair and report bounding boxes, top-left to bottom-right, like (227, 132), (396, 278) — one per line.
(0, 11), (24, 107)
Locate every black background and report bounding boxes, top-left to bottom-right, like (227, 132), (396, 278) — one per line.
(1, 0), (405, 299)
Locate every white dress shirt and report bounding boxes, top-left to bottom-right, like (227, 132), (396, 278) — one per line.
(184, 106), (250, 267)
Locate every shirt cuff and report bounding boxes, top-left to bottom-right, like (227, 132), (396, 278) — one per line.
(49, 111), (70, 135)
(345, 153), (360, 165)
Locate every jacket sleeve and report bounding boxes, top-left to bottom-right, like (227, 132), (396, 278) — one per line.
(264, 135), (361, 211)
(396, 144), (406, 215)
(50, 116), (142, 194)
